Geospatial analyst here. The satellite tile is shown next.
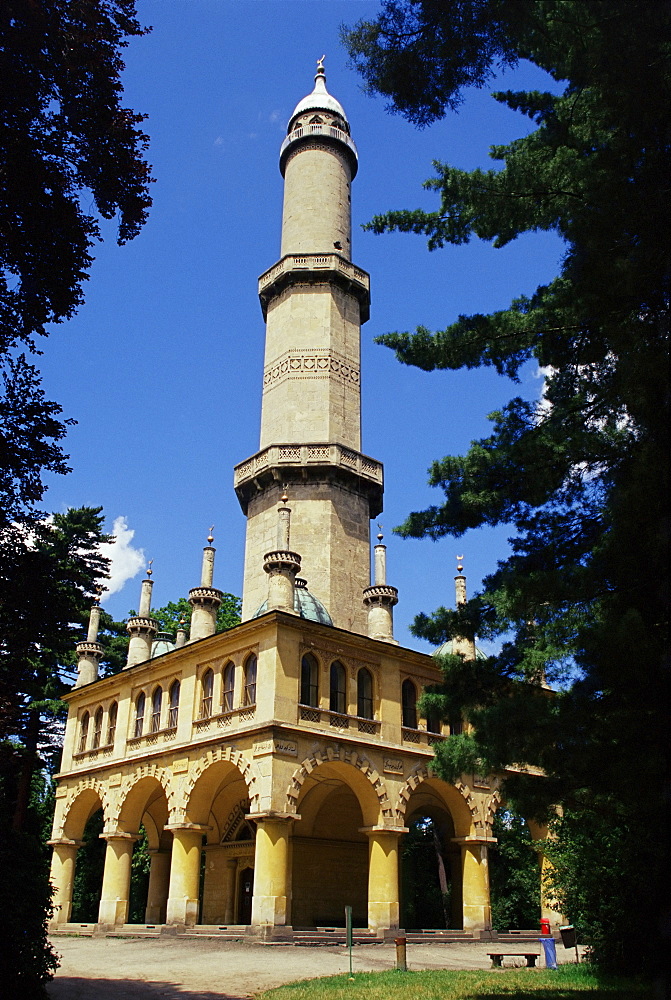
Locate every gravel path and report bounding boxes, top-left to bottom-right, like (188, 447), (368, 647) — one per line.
(47, 934), (576, 1000)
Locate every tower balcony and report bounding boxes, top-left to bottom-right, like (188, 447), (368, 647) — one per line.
(279, 123), (358, 178)
(234, 443), (383, 517)
(258, 253), (370, 322)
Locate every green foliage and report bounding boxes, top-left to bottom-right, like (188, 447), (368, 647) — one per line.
(255, 965), (652, 1000)
(489, 812), (540, 931)
(543, 808), (663, 972)
(71, 808), (105, 923)
(401, 818), (451, 929)
(148, 594), (243, 636)
(129, 825), (151, 923)
(0, 1), (152, 530)
(343, 0), (669, 976)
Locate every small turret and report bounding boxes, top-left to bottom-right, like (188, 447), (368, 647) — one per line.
(363, 528), (398, 643)
(126, 563), (159, 668)
(75, 596), (104, 687)
(453, 556), (476, 659)
(188, 529), (224, 641)
(175, 615), (187, 649)
(263, 492), (301, 613)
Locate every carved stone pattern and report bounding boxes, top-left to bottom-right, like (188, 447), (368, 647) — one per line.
(264, 351), (360, 389)
(285, 747), (393, 819)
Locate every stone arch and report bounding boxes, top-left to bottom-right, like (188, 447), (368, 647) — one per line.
(114, 767), (173, 843)
(285, 746), (393, 825)
(394, 766), (480, 836)
(107, 763), (175, 833)
(485, 788), (503, 833)
(60, 778), (108, 840)
(175, 746), (259, 824)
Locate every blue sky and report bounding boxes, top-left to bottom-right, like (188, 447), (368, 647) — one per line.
(39, 0), (564, 651)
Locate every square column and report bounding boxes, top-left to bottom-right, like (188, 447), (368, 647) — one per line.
(165, 825), (207, 926)
(97, 833), (137, 927)
(453, 836), (496, 932)
(365, 827), (406, 937)
(249, 814), (294, 937)
(48, 839), (80, 925)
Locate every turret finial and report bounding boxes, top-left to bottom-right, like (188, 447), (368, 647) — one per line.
(456, 554), (464, 575)
(377, 523), (384, 542)
(317, 54), (326, 76)
(146, 559), (153, 578)
(207, 525), (214, 545)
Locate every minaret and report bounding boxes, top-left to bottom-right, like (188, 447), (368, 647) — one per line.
(363, 528), (398, 643)
(126, 564), (158, 667)
(234, 59), (382, 633)
(74, 597), (104, 687)
(188, 531), (223, 641)
(263, 492), (302, 613)
(453, 557), (476, 660)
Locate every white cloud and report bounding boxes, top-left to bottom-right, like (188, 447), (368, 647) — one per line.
(100, 516), (145, 599)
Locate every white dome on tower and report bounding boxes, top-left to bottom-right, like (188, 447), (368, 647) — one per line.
(288, 58), (348, 129)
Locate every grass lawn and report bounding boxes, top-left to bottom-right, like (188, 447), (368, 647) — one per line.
(256, 965), (652, 1000)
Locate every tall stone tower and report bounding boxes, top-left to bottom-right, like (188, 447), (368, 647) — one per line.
(234, 61), (383, 633)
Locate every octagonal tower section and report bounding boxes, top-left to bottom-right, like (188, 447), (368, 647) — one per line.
(235, 61), (382, 633)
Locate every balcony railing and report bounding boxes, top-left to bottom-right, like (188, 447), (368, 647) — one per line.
(298, 704), (381, 736)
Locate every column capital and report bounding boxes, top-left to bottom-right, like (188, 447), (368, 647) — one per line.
(99, 831), (140, 843)
(452, 836), (498, 846)
(48, 837), (83, 848)
(246, 811), (300, 823)
(164, 823), (211, 834)
(359, 825), (408, 837)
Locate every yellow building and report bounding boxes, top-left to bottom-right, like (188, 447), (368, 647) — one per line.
(48, 62), (536, 941)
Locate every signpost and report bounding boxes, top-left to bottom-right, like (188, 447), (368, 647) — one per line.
(345, 905), (353, 978)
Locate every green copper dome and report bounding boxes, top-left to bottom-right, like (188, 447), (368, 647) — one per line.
(253, 578), (333, 626)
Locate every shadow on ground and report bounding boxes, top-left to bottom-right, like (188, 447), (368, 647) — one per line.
(48, 978), (250, 1000)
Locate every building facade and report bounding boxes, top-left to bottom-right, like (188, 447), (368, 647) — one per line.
(48, 64), (549, 940)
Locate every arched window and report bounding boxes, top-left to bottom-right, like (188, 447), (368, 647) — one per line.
(222, 662), (235, 712)
(107, 702), (117, 746)
(92, 706), (103, 749)
(357, 668), (373, 719)
(309, 114), (324, 124)
(401, 679), (417, 729)
(168, 681), (180, 728)
(329, 660), (346, 715)
(201, 669), (214, 719)
(78, 711), (89, 754)
(449, 716), (463, 736)
(300, 653), (319, 707)
(151, 686), (162, 733)
(134, 692), (145, 739)
(244, 655), (257, 706)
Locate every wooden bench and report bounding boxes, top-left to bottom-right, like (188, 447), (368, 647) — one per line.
(488, 952), (538, 968)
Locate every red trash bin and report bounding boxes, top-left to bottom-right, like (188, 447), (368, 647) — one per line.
(540, 918), (551, 936)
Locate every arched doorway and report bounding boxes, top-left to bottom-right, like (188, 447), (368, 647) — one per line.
(291, 761), (381, 929)
(71, 806), (105, 922)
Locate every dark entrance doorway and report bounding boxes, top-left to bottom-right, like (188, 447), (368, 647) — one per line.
(238, 866), (254, 924)
(401, 811), (461, 929)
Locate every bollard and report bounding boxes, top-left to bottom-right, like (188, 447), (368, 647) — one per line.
(395, 936), (407, 972)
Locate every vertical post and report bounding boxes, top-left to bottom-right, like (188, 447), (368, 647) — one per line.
(455, 837), (494, 932)
(165, 827), (205, 926)
(250, 816), (293, 936)
(224, 858), (239, 924)
(97, 833), (137, 927)
(366, 828), (403, 936)
(145, 849), (171, 924)
(48, 840), (80, 925)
